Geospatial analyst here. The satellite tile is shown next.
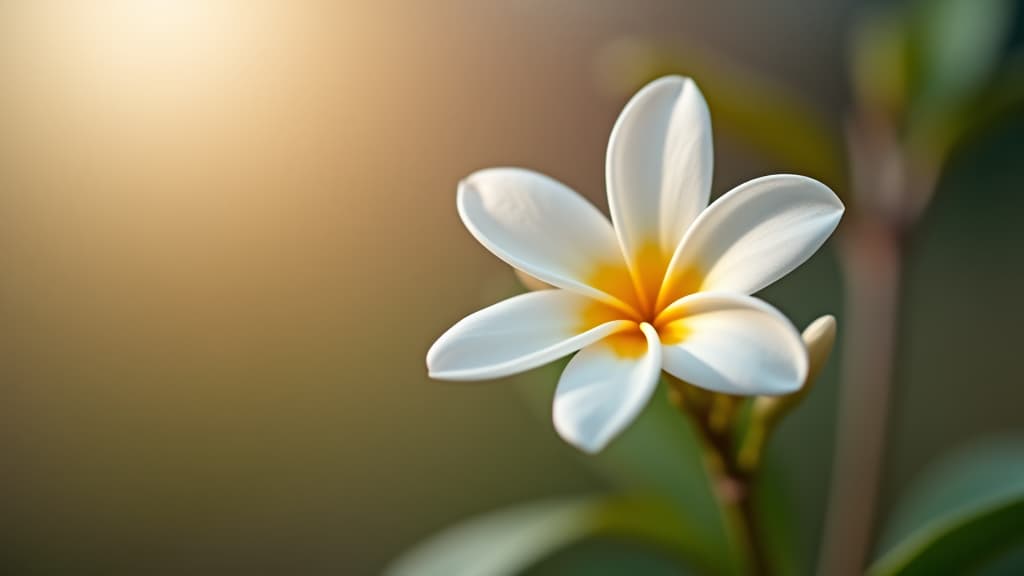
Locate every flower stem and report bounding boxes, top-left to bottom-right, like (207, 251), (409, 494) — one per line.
(707, 442), (771, 576)
(668, 378), (772, 576)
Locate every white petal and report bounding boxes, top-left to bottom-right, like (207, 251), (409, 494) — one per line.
(553, 323), (662, 453)
(458, 168), (635, 310)
(658, 292), (807, 396)
(660, 174), (843, 304)
(427, 290), (631, 381)
(606, 76), (713, 265)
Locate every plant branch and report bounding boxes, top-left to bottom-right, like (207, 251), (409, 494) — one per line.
(818, 111), (910, 575)
(819, 218), (903, 575)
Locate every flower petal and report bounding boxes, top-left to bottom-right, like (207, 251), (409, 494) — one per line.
(606, 76), (713, 267)
(658, 292), (807, 396)
(553, 323), (662, 453)
(428, 290), (631, 381)
(659, 174), (843, 304)
(458, 168), (635, 310)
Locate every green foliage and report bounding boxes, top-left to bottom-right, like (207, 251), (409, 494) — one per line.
(850, 0), (1018, 163)
(385, 375), (804, 576)
(920, 61), (1024, 166)
(525, 535), (693, 576)
(868, 438), (1024, 576)
(849, 4), (913, 117)
(754, 459), (801, 576)
(383, 495), (698, 576)
(909, 0), (1014, 119)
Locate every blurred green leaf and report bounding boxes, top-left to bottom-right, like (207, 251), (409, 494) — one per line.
(853, 0), (1017, 163)
(596, 37), (845, 195)
(849, 4), (913, 115)
(755, 459), (801, 576)
(910, 0), (1014, 118)
(525, 535), (695, 576)
(911, 60), (1024, 165)
(868, 438), (1024, 576)
(979, 544), (1024, 576)
(384, 495), (698, 576)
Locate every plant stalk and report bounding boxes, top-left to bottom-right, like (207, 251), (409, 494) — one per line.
(818, 111), (911, 575)
(669, 379), (772, 576)
(818, 218), (903, 575)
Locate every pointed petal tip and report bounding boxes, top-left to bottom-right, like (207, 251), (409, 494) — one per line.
(577, 440), (607, 454)
(552, 320), (661, 454)
(803, 314), (837, 343)
(775, 377), (805, 396)
(553, 413), (610, 454)
(606, 73), (713, 275)
(455, 167), (634, 307)
(751, 364), (807, 396)
(641, 74), (698, 90)
(664, 173), (845, 295)
(426, 370), (480, 383)
(426, 292), (634, 383)
(765, 173), (845, 208)
(754, 365), (808, 397)
(648, 74), (685, 88)
(425, 369), (455, 382)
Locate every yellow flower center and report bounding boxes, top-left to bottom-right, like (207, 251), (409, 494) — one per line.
(580, 241), (704, 357)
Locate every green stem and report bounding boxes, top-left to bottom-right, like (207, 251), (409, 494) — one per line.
(668, 378), (771, 576)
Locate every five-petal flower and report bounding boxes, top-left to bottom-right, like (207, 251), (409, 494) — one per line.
(427, 76), (844, 453)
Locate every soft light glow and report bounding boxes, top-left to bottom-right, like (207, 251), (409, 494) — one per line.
(68, 0), (240, 92)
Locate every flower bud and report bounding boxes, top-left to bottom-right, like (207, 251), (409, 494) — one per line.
(737, 315), (837, 472)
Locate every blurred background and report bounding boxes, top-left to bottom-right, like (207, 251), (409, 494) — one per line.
(0, 0), (1022, 574)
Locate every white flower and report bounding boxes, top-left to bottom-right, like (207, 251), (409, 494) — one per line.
(427, 76), (843, 453)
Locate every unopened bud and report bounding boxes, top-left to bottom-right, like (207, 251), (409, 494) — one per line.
(737, 315), (837, 472)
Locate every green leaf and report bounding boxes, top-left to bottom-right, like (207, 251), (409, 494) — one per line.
(910, 61), (1024, 165)
(910, 0), (1014, 116)
(848, 0), (1016, 165)
(754, 459), (801, 576)
(384, 495), (698, 576)
(868, 438), (1024, 576)
(892, 0), (1015, 163)
(849, 4), (913, 116)
(524, 535), (694, 576)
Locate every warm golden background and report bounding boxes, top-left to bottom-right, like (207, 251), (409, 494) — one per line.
(1, 1), (1022, 573)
